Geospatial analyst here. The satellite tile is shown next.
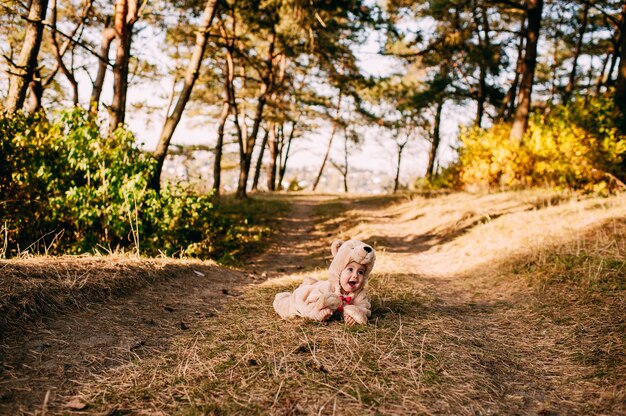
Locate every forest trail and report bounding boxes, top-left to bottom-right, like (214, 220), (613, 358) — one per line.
(1, 191), (625, 415)
(0, 194), (332, 414)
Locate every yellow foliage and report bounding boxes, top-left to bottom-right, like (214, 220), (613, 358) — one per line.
(456, 96), (626, 193)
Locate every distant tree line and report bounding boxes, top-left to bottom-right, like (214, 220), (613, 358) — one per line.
(1, 0), (625, 195)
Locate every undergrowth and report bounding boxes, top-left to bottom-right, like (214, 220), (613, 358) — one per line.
(422, 95), (626, 193)
(0, 108), (286, 261)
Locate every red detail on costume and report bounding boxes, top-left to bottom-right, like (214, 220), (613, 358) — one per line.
(338, 295), (352, 313)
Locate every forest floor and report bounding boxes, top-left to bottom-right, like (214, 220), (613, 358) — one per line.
(0, 190), (625, 415)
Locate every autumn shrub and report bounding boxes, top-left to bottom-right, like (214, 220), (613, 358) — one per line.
(456, 95), (626, 193)
(0, 108), (275, 260)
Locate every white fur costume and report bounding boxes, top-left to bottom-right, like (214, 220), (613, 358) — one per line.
(273, 239), (376, 324)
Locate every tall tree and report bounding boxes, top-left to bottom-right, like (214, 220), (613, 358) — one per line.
(151, 0), (219, 191)
(615, 1), (626, 119)
(5, 0), (49, 113)
(509, 0), (543, 142)
(426, 99), (443, 178)
(251, 127), (269, 191)
(109, 0), (141, 132)
(90, 21), (116, 114)
(392, 131), (409, 193)
(49, 0), (82, 106)
(497, 12), (526, 121)
(235, 29), (276, 198)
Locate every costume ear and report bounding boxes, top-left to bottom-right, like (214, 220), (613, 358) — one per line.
(331, 239), (344, 256)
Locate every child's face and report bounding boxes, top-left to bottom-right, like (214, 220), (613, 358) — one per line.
(339, 261), (366, 293)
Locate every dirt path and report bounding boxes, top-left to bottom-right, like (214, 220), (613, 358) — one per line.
(0, 195), (332, 415)
(1, 192), (623, 415)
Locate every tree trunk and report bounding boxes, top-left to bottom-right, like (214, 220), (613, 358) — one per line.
(235, 31), (275, 199)
(50, 0), (79, 105)
(509, 0), (543, 143)
(393, 140), (407, 193)
(278, 122), (296, 190)
(212, 47), (235, 196)
(251, 128), (269, 191)
(25, 67), (43, 113)
(151, 0), (219, 191)
(266, 123), (278, 191)
(427, 100), (443, 178)
(264, 54), (287, 192)
(90, 26), (116, 114)
(231, 64), (247, 188)
(109, 0), (136, 132)
(615, 2), (626, 117)
(312, 92), (343, 191)
(473, 1), (490, 127)
(212, 99), (230, 196)
(342, 133), (349, 193)
(5, 0), (49, 113)
(497, 12), (526, 121)
(563, 0), (589, 103)
(42, 0), (91, 93)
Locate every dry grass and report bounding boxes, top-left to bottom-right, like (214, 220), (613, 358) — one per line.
(70, 189), (626, 415)
(79, 274), (450, 415)
(2, 189), (625, 415)
(0, 256), (226, 340)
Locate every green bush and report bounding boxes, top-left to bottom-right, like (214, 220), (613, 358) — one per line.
(0, 108), (275, 260)
(456, 95), (626, 193)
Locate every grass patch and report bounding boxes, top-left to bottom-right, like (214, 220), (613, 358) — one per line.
(80, 273), (447, 414)
(212, 195), (290, 265)
(514, 218), (626, 292)
(313, 199), (350, 221)
(0, 196), (287, 339)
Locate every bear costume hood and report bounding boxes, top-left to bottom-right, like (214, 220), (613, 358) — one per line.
(327, 239), (376, 294)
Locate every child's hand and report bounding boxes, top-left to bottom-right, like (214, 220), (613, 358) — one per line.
(314, 308), (333, 321)
(344, 313), (357, 326)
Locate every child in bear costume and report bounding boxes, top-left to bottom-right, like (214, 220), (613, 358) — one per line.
(273, 239), (376, 325)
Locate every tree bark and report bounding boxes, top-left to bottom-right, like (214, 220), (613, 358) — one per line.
(212, 97), (230, 196)
(212, 44), (235, 196)
(563, 0), (589, 103)
(42, 0), (91, 92)
(264, 55), (286, 192)
(266, 123), (278, 191)
(509, 0), (543, 142)
(427, 100), (443, 178)
(277, 121), (296, 190)
(496, 13), (526, 121)
(90, 26), (116, 114)
(473, 0), (491, 127)
(615, 2), (626, 117)
(109, 0), (138, 132)
(251, 128), (269, 191)
(50, 0), (79, 105)
(235, 30), (275, 199)
(151, 0), (219, 191)
(342, 132), (349, 193)
(5, 0), (49, 113)
(25, 67), (43, 113)
(393, 139), (407, 193)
